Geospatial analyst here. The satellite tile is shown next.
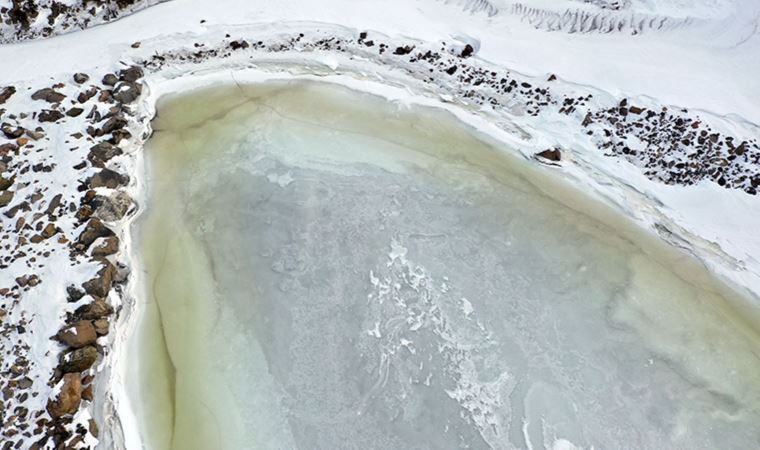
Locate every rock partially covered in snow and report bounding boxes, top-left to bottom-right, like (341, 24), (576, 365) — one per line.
(57, 320), (97, 348)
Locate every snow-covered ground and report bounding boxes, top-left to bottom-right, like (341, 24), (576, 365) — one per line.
(0, 0), (759, 449)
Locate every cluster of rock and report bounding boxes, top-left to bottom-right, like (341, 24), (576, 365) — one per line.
(139, 29), (760, 196)
(0, 64), (144, 449)
(0, 0), (163, 43)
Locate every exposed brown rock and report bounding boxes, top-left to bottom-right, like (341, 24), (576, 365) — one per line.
(1, 123), (24, 139)
(82, 259), (117, 298)
(88, 141), (122, 166)
(81, 384), (93, 402)
(0, 190), (13, 207)
(92, 191), (133, 221)
(88, 168), (129, 189)
(102, 73), (118, 86)
(91, 236), (119, 257)
(75, 298), (113, 320)
(536, 148), (561, 162)
(0, 86), (15, 104)
(57, 320), (97, 348)
(77, 218), (114, 249)
(73, 73), (90, 84)
(38, 109), (64, 122)
(93, 318), (109, 336)
(47, 373), (81, 418)
(59, 346), (97, 373)
(118, 66), (144, 83)
(66, 107), (84, 117)
(31, 88), (66, 103)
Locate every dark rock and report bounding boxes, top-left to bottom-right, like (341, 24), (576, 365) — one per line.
(119, 66), (144, 83)
(628, 105), (644, 115)
(0, 174), (13, 191)
(88, 142), (122, 166)
(73, 73), (90, 84)
(57, 320), (97, 348)
(82, 260), (117, 298)
(100, 116), (127, 135)
(445, 66), (458, 75)
(0, 143), (18, 155)
(77, 218), (114, 250)
(93, 319), (109, 336)
(91, 191), (133, 221)
(536, 148), (561, 162)
(0, 86), (15, 104)
(0, 190), (13, 207)
(393, 45), (414, 55)
(59, 346), (97, 373)
(460, 44), (474, 58)
(31, 88), (66, 103)
(77, 87), (98, 104)
(40, 223), (57, 239)
(92, 236), (119, 257)
(1, 123), (24, 139)
(113, 82), (141, 104)
(66, 107), (84, 117)
(89, 168), (129, 189)
(38, 109), (64, 122)
(76, 298), (114, 320)
(66, 285), (85, 302)
(102, 74), (118, 86)
(47, 373), (81, 417)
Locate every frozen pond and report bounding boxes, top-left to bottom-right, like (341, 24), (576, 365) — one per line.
(128, 81), (760, 449)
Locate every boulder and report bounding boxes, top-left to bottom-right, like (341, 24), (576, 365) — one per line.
(40, 223), (57, 239)
(536, 148), (561, 162)
(0, 190), (13, 208)
(66, 285), (85, 302)
(460, 44), (474, 58)
(66, 107), (84, 117)
(78, 87), (98, 104)
(100, 116), (127, 135)
(0, 86), (15, 104)
(92, 191), (133, 221)
(89, 168), (129, 189)
(0, 143), (18, 155)
(31, 88), (66, 103)
(393, 45), (414, 55)
(88, 142), (122, 166)
(47, 373), (81, 418)
(1, 123), (24, 139)
(102, 73), (118, 86)
(38, 110), (64, 123)
(91, 235), (119, 257)
(93, 319), (109, 336)
(75, 298), (114, 320)
(73, 73), (90, 84)
(57, 320), (97, 348)
(59, 346), (98, 373)
(118, 66), (144, 83)
(0, 174), (13, 191)
(113, 82), (142, 104)
(82, 260), (117, 298)
(77, 218), (114, 249)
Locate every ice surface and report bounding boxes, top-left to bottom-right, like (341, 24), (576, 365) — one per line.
(129, 81), (760, 450)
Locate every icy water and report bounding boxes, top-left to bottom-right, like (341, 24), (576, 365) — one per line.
(129, 81), (760, 450)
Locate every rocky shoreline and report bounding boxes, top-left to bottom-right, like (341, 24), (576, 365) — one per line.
(1, 64), (146, 449)
(0, 22), (759, 450)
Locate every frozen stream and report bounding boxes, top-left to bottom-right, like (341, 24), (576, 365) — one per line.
(127, 81), (760, 450)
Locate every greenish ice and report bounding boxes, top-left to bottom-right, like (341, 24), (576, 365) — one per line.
(127, 80), (760, 450)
